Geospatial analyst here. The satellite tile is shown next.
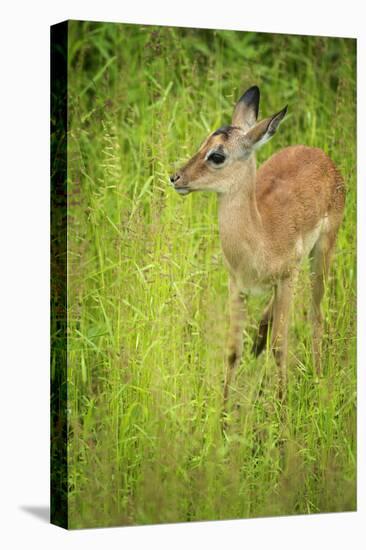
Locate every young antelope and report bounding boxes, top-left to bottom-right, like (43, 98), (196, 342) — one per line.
(170, 86), (345, 403)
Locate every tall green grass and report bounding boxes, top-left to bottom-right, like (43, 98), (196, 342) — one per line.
(65, 21), (356, 528)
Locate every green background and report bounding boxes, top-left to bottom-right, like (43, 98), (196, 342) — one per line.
(65, 21), (356, 528)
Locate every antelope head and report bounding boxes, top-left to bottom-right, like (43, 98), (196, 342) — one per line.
(170, 86), (287, 195)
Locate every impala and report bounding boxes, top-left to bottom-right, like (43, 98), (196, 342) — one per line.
(170, 86), (345, 403)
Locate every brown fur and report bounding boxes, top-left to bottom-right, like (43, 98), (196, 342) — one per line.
(170, 86), (345, 406)
(257, 145), (344, 259)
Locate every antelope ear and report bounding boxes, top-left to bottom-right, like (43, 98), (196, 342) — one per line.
(232, 86), (260, 130)
(244, 105), (288, 150)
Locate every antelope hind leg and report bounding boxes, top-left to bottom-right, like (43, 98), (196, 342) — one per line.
(309, 232), (336, 376)
(252, 295), (274, 357)
(271, 275), (296, 401)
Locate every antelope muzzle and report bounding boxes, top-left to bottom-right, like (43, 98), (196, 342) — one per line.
(169, 172), (191, 195)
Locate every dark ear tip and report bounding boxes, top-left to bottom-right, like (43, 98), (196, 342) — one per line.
(272, 105), (288, 120)
(239, 85), (260, 117)
(246, 85), (260, 95)
(241, 85), (260, 102)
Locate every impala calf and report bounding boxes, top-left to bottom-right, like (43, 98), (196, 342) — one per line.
(170, 86), (345, 403)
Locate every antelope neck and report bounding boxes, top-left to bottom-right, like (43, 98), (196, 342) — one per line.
(217, 156), (263, 256)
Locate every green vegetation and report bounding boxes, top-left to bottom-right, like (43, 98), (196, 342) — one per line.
(65, 21), (356, 528)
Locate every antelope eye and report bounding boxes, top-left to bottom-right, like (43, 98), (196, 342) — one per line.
(207, 152), (226, 165)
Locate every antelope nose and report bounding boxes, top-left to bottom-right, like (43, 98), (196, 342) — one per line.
(170, 173), (181, 185)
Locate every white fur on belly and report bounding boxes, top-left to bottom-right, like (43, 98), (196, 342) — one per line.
(295, 216), (329, 258)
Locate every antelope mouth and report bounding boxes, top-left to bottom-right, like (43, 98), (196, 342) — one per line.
(174, 187), (191, 196)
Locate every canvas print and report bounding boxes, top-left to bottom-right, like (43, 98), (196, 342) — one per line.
(51, 20), (356, 529)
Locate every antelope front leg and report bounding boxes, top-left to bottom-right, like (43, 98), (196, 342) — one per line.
(223, 277), (246, 406)
(271, 275), (296, 402)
